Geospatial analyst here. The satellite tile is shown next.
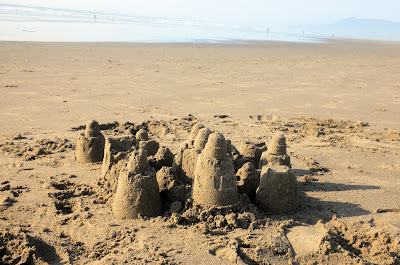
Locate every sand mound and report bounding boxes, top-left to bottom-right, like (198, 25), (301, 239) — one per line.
(165, 194), (261, 232)
(238, 141), (267, 169)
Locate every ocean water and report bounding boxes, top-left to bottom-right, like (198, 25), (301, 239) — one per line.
(0, 4), (321, 43)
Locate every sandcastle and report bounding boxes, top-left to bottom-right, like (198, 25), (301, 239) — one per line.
(136, 128), (159, 156)
(259, 133), (291, 168)
(256, 165), (298, 214)
(94, 121), (298, 218)
(76, 120), (105, 163)
(178, 127), (212, 183)
(192, 132), (238, 206)
(112, 150), (162, 219)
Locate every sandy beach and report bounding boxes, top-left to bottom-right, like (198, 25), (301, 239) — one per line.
(0, 39), (399, 264)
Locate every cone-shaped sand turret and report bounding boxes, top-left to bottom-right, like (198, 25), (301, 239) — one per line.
(135, 128), (149, 141)
(192, 132), (238, 206)
(112, 150), (161, 219)
(268, 133), (287, 156)
(259, 132), (291, 168)
(189, 123), (205, 147)
(179, 127), (212, 183)
(193, 128), (212, 151)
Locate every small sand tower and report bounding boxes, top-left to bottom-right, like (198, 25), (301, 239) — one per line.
(175, 123), (205, 165)
(99, 135), (136, 194)
(76, 120), (105, 163)
(259, 133), (291, 168)
(188, 123), (205, 147)
(193, 127), (212, 151)
(236, 162), (260, 201)
(178, 127), (212, 183)
(192, 132), (238, 206)
(256, 165), (298, 214)
(136, 129), (159, 156)
(112, 150), (161, 219)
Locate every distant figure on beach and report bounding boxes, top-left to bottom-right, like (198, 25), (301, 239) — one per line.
(94, 12), (96, 21)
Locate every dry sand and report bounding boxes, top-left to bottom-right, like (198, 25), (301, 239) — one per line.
(0, 39), (400, 264)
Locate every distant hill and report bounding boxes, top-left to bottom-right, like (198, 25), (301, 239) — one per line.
(295, 18), (400, 41)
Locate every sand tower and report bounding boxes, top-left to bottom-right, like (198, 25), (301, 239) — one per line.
(136, 128), (149, 141)
(136, 129), (159, 156)
(236, 162), (260, 201)
(259, 133), (291, 168)
(175, 123), (204, 165)
(156, 166), (188, 203)
(192, 132), (238, 206)
(188, 123), (205, 147)
(99, 135), (136, 194)
(179, 127), (212, 183)
(112, 150), (161, 219)
(150, 146), (174, 171)
(255, 165), (298, 214)
(76, 120), (105, 163)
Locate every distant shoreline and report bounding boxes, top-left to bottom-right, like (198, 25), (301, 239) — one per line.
(1, 37), (400, 45)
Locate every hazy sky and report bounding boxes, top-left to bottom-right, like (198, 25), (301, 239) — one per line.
(2, 0), (400, 27)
